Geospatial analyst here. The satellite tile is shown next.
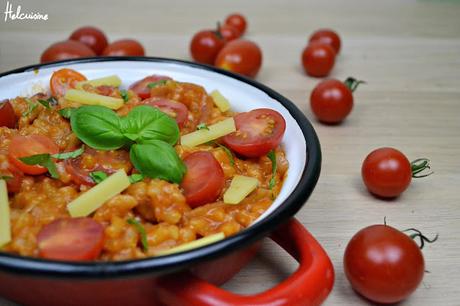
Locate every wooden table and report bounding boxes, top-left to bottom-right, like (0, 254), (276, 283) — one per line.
(1, 0), (459, 305)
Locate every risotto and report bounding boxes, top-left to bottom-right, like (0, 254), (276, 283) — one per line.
(0, 69), (288, 261)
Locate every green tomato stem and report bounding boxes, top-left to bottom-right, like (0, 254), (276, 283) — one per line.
(411, 158), (433, 178)
(343, 77), (366, 92)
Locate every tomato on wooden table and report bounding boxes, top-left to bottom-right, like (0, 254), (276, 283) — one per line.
(344, 224), (425, 304)
(142, 97), (188, 128)
(309, 29), (341, 54)
(102, 39), (145, 56)
(8, 135), (59, 175)
(190, 30), (225, 65)
(215, 39), (262, 78)
(223, 108), (285, 158)
(0, 100), (17, 128)
(37, 217), (104, 261)
(50, 68), (87, 97)
(129, 75), (172, 100)
(69, 26), (109, 55)
(224, 13), (247, 36)
(40, 40), (96, 64)
(301, 42), (336, 77)
(180, 151), (225, 208)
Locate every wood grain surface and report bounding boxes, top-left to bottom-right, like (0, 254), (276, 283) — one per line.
(1, 0), (460, 305)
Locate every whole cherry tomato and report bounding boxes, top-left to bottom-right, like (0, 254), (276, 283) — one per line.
(69, 26), (109, 55)
(0, 100), (17, 128)
(310, 77), (364, 123)
(40, 40), (96, 63)
(102, 39), (145, 56)
(219, 23), (240, 41)
(309, 29), (341, 54)
(362, 147), (432, 198)
(224, 13), (247, 36)
(215, 39), (262, 78)
(344, 224), (435, 304)
(190, 30), (225, 65)
(301, 42), (336, 77)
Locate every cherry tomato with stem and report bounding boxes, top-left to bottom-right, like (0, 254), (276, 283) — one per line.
(310, 77), (364, 124)
(223, 108), (285, 158)
(37, 217), (104, 261)
(190, 30), (225, 65)
(69, 26), (109, 55)
(224, 13), (247, 36)
(180, 151), (225, 208)
(129, 75), (172, 100)
(301, 42), (336, 77)
(102, 39), (145, 56)
(309, 29), (341, 54)
(215, 39), (262, 78)
(50, 68), (87, 97)
(362, 147), (433, 198)
(40, 40), (96, 64)
(0, 100), (17, 128)
(8, 135), (59, 175)
(344, 223), (437, 304)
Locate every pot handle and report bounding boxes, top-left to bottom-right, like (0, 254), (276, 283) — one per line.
(156, 218), (335, 306)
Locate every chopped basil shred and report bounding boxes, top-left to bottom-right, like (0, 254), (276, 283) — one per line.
(0, 176), (13, 181)
(267, 150), (277, 189)
(37, 99), (51, 109)
(89, 171), (108, 184)
(127, 218), (149, 252)
(197, 123), (209, 131)
(58, 107), (76, 119)
(51, 146), (84, 159)
(120, 90), (129, 102)
(147, 79), (167, 88)
(128, 173), (144, 184)
(215, 142), (234, 166)
(23, 98), (37, 117)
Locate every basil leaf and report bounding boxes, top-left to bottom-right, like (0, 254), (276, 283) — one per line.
(127, 218), (148, 252)
(51, 146), (84, 160)
(120, 90), (129, 102)
(130, 141), (186, 184)
(71, 105), (127, 150)
(197, 123), (209, 131)
(19, 153), (59, 179)
(89, 171), (108, 184)
(129, 173), (144, 184)
(267, 150), (277, 189)
(38, 99), (51, 109)
(121, 105), (179, 145)
(58, 107), (76, 119)
(147, 80), (167, 88)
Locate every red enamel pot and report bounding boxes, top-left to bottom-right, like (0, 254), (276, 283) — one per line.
(0, 57), (333, 306)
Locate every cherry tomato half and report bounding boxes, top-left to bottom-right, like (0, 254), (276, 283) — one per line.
(215, 39), (262, 78)
(309, 29), (341, 54)
(102, 39), (145, 56)
(224, 13), (247, 36)
(301, 42), (336, 77)
(344, 224), (425, 304)
(0, 100), (17, 128)
(37, 217), (104, 261)
(69, 26), (109, 55)
(310, 79), (353, 123)
(40, 40), (96, 64)
(8, 135), (59, 175)
(142, 97), (188, 128)
(129, 75), (171, 100)
(361, 147), (413, 198)
(180, 151), (225, 208)
(219, 23), (240, 41)
(190, 30), (225, 65)
(223, 108), (286, 158)
(0, 163), (23, 193)
(50, 68), (87, 97)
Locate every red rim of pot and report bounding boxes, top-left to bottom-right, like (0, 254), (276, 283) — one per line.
(0, 57), (322, 279)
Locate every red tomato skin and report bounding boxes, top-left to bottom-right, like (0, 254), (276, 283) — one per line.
(0, 100), (17, 128)
(344, 225), (424, 304)
(190, 30), (225, 65)
(129, 75), (171, 100)
(310, 79), (353, 123)
(180, 151), (225, 208)
(69, 26), (109, 55)
(40, 40), (96, 63)
(301, 42), (336, 77)
(50, 68), (87, 97)
(215, 39), (262, 78)
(142, 97), (188, 128)
(362, 147), (412, 198)
(224, 13), (247, 36)
(102, 39), (145, 56)
(219, 24), (240, 41)
(222, 108), (286, 158)
(37, 217), (104, 261)
(309, 29), (341, 54)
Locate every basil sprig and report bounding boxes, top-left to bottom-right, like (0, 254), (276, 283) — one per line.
(70, 105), (185, 183)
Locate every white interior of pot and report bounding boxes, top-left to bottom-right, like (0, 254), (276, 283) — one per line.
(0, 60), (307, 224)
